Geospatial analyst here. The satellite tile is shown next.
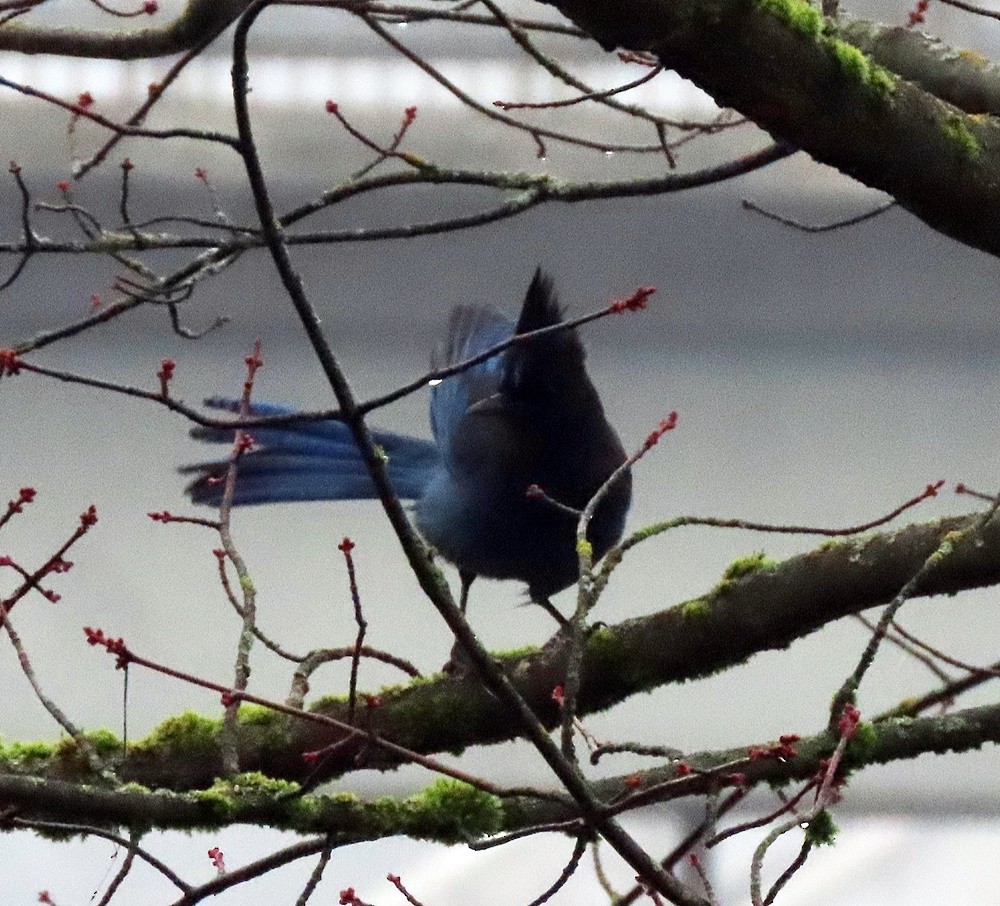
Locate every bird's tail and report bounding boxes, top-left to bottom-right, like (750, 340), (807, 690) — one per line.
(181, 398), (441, 507)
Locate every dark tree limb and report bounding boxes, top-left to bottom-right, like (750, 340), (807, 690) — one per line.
(833, 19), (1000, 118)
(543, 0), (1000, 259)
(3, 512), (998, 792)
(0, 0), (248, 58)
(4, 697), (1000, 837)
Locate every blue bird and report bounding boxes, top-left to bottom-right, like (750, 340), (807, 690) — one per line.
(183, 270), (632, 620)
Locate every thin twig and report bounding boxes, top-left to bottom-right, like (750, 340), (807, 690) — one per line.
(936, 0), (1000, 20)
(294, 836), (336, 906)
(0, 75), (239, 147)
(12, 818), (189, 893)
(361, 13), (669, 156)
(76, 36), (222, 178)
(741, 196), (896, 232)
(828, 506), (991, 731)
(95, 831), (140, 906)
(525, 834), (589, 906)
(216, 342), (264, 776)
(599, 480), (946, 591)
(0, 604), (111, 778)
(853, 614), (953, 684)
(339, 537), (367, 724)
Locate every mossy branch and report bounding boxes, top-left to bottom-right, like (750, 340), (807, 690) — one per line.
(2, 512), (999, 792)
(544, 0), (1000, 259)
(833, 19), (1000, 118)
(5, 701), (1000, 836)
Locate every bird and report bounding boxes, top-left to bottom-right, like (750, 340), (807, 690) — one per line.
(183, 269), (632, 621)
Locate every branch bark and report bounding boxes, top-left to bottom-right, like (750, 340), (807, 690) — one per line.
(4, 512), (998, 791)
(5, 697), (1000, 837)
(0, 0), (248, 58)
(543, 0), (1000, 258)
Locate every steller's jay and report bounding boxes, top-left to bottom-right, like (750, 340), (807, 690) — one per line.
(183, 269), (632, 620)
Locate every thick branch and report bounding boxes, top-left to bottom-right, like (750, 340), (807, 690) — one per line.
(4, 513), (998, 792)
(4, 698), (1000, 836)
(0, 0), (247, 58)
(278, 513), (998, 777)
(834, 20), (1000, 118)
(543, 0), (1000, 258)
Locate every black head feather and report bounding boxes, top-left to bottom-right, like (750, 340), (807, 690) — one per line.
(515, 268), (562, 334)
(502, 269), (586, 399)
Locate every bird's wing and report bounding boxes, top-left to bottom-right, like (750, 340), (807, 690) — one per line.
(429, 305), (513, 453)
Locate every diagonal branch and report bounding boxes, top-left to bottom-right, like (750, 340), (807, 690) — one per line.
(5, 511), (999, 794)
(544, 0), (1000, 259)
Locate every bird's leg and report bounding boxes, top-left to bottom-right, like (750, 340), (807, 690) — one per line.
(458, 570), (475, 614)
(533, 595), (571, 630)
(445, 571), (478, 674)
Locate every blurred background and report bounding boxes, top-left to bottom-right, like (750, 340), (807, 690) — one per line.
(3, 0), (1000, 902)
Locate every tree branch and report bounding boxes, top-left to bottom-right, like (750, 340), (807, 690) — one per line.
(0, 0), (247, 58)
(5, 697), (1000, 836)
(543, 0), (1000, 258)
(3, 512), (999, 792)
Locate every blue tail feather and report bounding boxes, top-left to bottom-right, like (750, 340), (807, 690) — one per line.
(183, 399), (440, 506)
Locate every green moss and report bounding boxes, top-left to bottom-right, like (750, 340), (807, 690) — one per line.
(712, 552), (780, 596)
(586, 625), (662, 693)
(133, 711), (220, 757)
(494, 645), (540, 662)
(238, 704), (279, 726)
(401, 673), (446, 689)
(754, 0), (896, 96)
(630, 522), (667, 543)
(586, 625), (627, 664)
(49, 729), (123, 770)
(756, 0), (822, 37)
(236, 704), (291, 752)
(193, 773), (300, 822)
(843, 721), (878, 767)
(311, 681), (481, 751)
(680, 599), (711, 619)
(722, 551), (778, 581)
(0, 740), (55, 763)
(862, 60), (897, 96)
(228, 771), (300, 795)
(827, 39), (868, 80)
(942, 115), (982, 159)
(118, 781), (152, 794)
(889, 697), (920, 717)
(84, 728), (123, 756)
(204, 772), (300, 801)
(310, 692), (350, 712)
(193, 785), (238, 821)
(32, 822), (81, 842)
(958, 48), (989, 68)
(401, 779), (504, 842)
(576, 538), (593, 560)
(805, 808), (838, 846)
(389, 690), (479, 757)
(822, 37), (895, 94)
